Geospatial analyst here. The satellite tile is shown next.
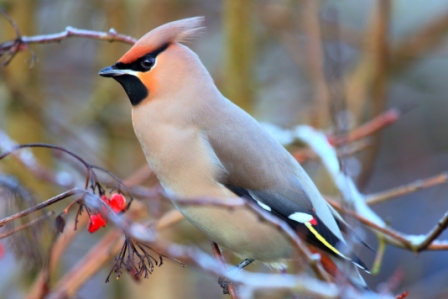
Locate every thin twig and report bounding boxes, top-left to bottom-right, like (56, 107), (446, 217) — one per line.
(416, 210), (448, 251)
(0, 188), (87, 227)
(365, 173), (448, 205)
(0, 143), (92, 187)
(0, 8), (21, 38)
(0, 143), (134, 205)
(0, 211), (54, 239)
(332, 108), (401, 145)
(371, 234), (386, 275)
(0, 8), (135, 66)
(327, 198), (411, 248)
(293, 139), (372, 163)
(0, 26), (136, 54)
(327, 198), (448, 251)
(211, 242), (240, 299)
(0, 132), (75, 188)
(0, 7), (23, 65)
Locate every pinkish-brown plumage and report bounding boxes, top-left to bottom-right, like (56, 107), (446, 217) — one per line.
(99, 17), (370, 290)
(119, 16), (204, 64)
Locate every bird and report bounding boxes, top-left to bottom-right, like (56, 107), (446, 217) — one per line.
(99, 16), (370, 291)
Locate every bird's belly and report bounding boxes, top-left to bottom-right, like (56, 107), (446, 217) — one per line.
(171, 201), (292, 263)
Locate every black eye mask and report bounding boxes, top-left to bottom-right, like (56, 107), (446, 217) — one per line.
(114, 43), (169, 72)
(99, 43), (170, 106)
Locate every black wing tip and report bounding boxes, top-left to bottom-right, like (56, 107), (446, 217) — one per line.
(335, 218), (376, 253)
(350, 253), (370, 274)
(360, 239), (376, 253)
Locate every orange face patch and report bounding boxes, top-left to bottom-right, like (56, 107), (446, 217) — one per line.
(136, 68), (158, 99)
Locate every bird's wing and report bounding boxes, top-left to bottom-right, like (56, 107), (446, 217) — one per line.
(226, 185), (369, 272)
(205, 99), (369, 272)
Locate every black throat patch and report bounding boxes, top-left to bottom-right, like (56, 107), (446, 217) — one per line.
(113, 75), (148, 106)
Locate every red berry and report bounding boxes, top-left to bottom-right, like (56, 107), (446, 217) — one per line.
(109, 193), (126, 213)
(88, 213), (107, 233)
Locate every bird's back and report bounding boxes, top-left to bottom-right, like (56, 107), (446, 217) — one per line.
(201, 97), (344, 242)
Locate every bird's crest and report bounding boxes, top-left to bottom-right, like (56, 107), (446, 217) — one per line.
(119, 17), (204, 64)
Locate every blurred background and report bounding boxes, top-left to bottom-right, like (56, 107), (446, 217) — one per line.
(1, 0), (448, 298)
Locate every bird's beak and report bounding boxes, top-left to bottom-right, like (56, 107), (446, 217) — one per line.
(99, 66), (140, 77)
(98, 65), (123, 77)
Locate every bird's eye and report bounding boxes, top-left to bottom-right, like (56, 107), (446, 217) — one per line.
(141, 57), (155, 70)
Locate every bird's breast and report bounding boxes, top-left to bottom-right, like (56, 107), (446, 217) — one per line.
(131, 104), (224, 195)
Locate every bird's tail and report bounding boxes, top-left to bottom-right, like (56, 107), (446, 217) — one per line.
(309, 245), (370, 291)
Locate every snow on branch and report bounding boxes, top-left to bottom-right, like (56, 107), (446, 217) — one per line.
(261, 116), (448, 252)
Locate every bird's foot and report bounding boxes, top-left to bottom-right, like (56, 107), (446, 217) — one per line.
(218, 276), (231, 294)
(216, 258), (254, 294)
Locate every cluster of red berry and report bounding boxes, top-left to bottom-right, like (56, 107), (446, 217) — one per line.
(88, 193), (126, 233)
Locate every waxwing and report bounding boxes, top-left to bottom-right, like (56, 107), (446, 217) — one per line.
(99, 17), (370, 289)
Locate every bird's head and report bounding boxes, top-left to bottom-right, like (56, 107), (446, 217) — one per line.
(99, 17), (204, 106)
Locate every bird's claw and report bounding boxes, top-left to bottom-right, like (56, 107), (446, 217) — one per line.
(218, 276), (231, 294)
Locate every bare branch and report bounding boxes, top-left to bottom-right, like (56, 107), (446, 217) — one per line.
(211, 242), (240, 299)
(20, 27), (136, 45)
(0, 26), (136, 58)
(0, 7), (21, 38)
(327, 198), (411, 248)
(332, 107), (401, 145)
(0, 211), (54, 239)
(0, 188), (87, 227)
(0, 8), (136, 66)
(371, 235), (386, 275)
(0, 7), (23, 65)
(0, 142), (90, 170)
(293, 139), (372, 163)
(365, 172), (448, 205)
(0, 131), (75, 188)
(327, 198), (448, 251)
(416, 210), (448, 251)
